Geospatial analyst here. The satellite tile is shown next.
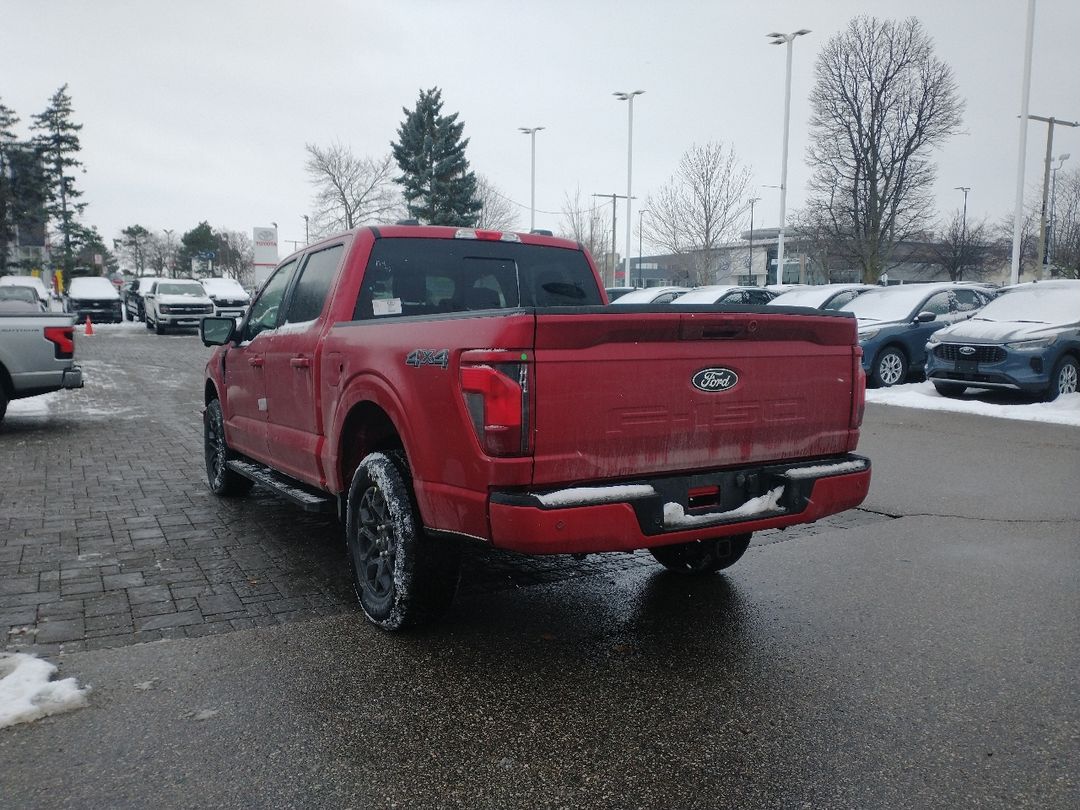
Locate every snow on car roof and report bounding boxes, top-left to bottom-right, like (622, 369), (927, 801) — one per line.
(609, 286), (690, 304)
(68, 276), (120, 298)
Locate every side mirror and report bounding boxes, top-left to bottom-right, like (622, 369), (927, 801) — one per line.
(201, 316), (237, 346)
(915, 311), (936, 323)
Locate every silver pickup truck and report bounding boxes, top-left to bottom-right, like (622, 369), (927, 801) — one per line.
(0, 310), (84, 423)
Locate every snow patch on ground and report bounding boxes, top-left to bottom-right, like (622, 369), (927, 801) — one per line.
(0, 653), (89, 728)
(663, 486), (786, 528)
(867, 383), (1080, 427)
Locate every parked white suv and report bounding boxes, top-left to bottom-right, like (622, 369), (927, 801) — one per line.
(200, 277), (251, 319)
(143, 279), (214, 334)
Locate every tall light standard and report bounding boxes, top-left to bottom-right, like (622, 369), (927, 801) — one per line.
(954, 187), (970, 280)
(518, 126), (545, 231)
(303, 214), (310, 245)
(614, 90), (644, 286)
(1026, 114), (1080, 276)
(637, 208), (650, 288)
(767, 29), (810, 285)
(747, 197), (761, 284)
(1050, 153), (1070, 266)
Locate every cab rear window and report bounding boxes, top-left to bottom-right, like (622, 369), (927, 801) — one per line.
(353, 238), (601, 320)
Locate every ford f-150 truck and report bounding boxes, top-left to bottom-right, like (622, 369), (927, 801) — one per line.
(200, 225), (871, 630)
(0, 310), (83, 423)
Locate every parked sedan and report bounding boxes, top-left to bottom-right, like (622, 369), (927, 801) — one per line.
(840, 283), (993, 387)
(670, 285), (776, 306)
(65, 276), (123, 323)
(925, 279), (1080, 401)
(609, 285), (690, 305)
(768, 284), (875, 311)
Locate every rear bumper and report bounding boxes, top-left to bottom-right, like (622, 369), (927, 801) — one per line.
(62, 365), (84, 389)
(488, 454), (871, 554)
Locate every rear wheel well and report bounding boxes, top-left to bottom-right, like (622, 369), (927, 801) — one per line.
(339, 402), (404, 491)
(0, 361), (12, 399)
(204, 380), (219, 405)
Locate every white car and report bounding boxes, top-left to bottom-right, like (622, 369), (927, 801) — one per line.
(200, 277), (251, 319)
(671, 285), (776, 306)
(608, 286), (690, 305)
(1, 274), (52, 306)
(143, 279), (215, 334)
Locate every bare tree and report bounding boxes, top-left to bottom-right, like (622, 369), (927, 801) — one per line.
(474, 175), (519, 231)
(806, 16), (965, 283)
(558, 187), (608, 269)
(213, 229), (254, 285)
(1050, 168), (1080, 278)
(926, 212), (992, 281)
(305, 143), (400, 237)
(640, 141), (752, 285)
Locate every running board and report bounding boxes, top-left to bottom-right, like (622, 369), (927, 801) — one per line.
(226, 459), (335, 513)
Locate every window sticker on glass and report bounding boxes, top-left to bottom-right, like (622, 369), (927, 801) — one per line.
(372, 298), (403, 317)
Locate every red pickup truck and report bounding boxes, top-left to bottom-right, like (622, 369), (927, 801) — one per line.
(200, 225), (870, 630)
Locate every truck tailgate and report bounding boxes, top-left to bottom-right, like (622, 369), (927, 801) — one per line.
(531, 309), (859, 484)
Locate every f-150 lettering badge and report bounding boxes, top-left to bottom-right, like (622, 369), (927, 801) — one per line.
(406, 349), (449, 369)
(692, 368), (739, 392)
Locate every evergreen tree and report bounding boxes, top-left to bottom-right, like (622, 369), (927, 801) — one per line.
(31, 85), (87, 283)
(391, 88), (481, 226)
(0, 100), (48, 275)
(177, 221), (217, 276)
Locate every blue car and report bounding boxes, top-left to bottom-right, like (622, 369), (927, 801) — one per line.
(925, 279), (1080, 401)
(839, 283), (995, 387)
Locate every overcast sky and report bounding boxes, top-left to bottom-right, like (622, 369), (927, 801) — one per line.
(3, 0), (1078, 257)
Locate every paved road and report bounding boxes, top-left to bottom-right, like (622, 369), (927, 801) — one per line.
(1, 325), (1077, 808)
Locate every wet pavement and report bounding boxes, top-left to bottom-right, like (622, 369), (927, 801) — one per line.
(1, 324), (1078, 808)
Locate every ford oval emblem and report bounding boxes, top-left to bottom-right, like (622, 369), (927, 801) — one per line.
(959, 346), (976, 356)
(692, 367), (739, 392)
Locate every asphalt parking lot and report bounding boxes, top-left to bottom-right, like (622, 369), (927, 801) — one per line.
(1, 325), (1078, 808)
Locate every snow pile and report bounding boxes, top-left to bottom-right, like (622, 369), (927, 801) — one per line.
(536, 484), (657, 507)
(0, 653), (89, 729)
(785, 459), (868, 479)
(867, 383), (1080, 427)
(663, 486), (785, 528)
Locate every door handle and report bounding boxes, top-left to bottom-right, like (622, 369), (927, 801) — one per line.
(290, 356), (311, 369)
(248, 356), (264, 367)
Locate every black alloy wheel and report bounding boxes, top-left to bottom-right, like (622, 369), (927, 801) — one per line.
(203, 399), (253, 496)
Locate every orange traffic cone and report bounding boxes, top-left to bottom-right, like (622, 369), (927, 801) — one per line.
(84, 315), (94, 336)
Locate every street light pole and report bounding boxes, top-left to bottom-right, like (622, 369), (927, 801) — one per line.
(1050, 153), (1070, 266)
(747, 197), (761, 284)
(638, 208), (650, 288)
(303, 215), (310, 245)
(615, 91), (644, 287)
(767, 30), (809, 286)
(518, 126), (545, 231)
(1027, 115), (1080, 277)
(954, 186), (970, 280)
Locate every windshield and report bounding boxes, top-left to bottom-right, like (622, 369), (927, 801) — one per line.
(0, 285), (38, 304)
(841, 286), (932, 322)
(158, 283), (206, 296)
(670, 287), (737, 305)
(973, 284), (1080, 325)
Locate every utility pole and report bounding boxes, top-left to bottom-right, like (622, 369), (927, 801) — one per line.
(303, 215), (310, 245)
(954, 187), (970, 280)
(1027, 115), (1079, 277)
(593, 192), (632, 287)
(747, 197), (761, 284)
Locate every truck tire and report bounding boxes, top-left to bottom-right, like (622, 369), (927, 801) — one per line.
(145, 316), (153, 330)
(0, 387), (8, 424)
(345, 451), (460, 630)
(204, 399), (254, 496)
(870, 346), (908, 388)
(154, 318), (166, 335)
(649, 533), (752, 575)
(1047, 355), (1078, 401)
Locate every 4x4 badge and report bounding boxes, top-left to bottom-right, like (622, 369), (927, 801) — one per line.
(692, 368), (739, 392)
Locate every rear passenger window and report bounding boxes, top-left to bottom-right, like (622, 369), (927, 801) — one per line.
(353, 238), (601, 320)
(284, 245), (344, 324)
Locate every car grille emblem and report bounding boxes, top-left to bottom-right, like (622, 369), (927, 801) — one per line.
(959, 346), (976, 356)
(692, 368), (739, 392)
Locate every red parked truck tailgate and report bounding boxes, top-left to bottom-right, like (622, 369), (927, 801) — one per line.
(529, 309), (862, 484)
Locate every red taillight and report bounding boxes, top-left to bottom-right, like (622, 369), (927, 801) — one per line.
(44, 325), (75, 359)
(460, 361), (531, 456)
